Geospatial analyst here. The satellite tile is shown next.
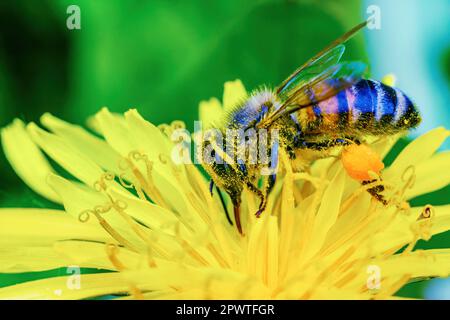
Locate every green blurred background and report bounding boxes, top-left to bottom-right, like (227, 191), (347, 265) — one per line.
(0, 0), (449, 299)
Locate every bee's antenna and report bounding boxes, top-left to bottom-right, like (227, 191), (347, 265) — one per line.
(215, 186), (233, 226)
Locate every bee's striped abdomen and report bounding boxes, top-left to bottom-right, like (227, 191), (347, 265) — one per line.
(347, 79), (379, 130)
(303, 79), (421, 135)
(350, 79), (420, 132)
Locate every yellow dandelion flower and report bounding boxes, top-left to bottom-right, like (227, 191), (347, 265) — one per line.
(0, 80), (449, 300)
(199, 80), (247, 129)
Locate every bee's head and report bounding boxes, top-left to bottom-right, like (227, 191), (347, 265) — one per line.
(201, 141), (244, 207)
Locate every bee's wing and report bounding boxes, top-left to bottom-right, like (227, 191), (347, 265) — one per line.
(258, 21), (368, 128)
(277, 44), (345, 99)
(277, 20), (368, 98)
(260, 61), (367, 127)
(284, 61), (366, 106)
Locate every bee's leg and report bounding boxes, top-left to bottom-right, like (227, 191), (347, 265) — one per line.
(209, 179), (214, 196)
(267, 174), (276, 194)
(362, 179), (388, 205)
(228, 189), (244, 235)
(348, 137), (361, 145)
(227, 192), (243, 235)
(233, 204), (243, 235)
(245, 181), (266, 218)
(299, 137), (359, 150)
(260, 174), (276, 212)
(285, 145), (296, 159)
(215, 186), (233, 226)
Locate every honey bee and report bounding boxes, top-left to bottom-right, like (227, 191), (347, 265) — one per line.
(201, 21), (421, 234)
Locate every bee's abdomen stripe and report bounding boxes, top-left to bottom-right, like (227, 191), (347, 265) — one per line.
(367, 80), (378, 109)
(373, 81), (384, 121)
(306, 87), (322, 124)
(336, 89), (348, 113)
(353, 80), (375, 114)
(346, 86), (358, 122)
(393, 88), (407, 122)
(377, 82), (396, 121)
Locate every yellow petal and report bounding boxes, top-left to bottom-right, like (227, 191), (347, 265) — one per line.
(304, 169), (346, 260)
(222, 79), (247, 112)
(108, 187), (179, 234)
(0, 241), (140, 273)
(47, 174), (145, 252)
(406, 151), (450, 199)
(0, 246), (72, 273)
(121, 265), (270, 299)
(124, 109), (185, 184)
(94, 107), (135, 156)
(27, 123), (104, 187)
(40, 113), (121, 173)
(1, 119), (60, 203)
(378, 249), (450, 279)
(54, 240), (142, 271)
(419, 204), (450, 237)
(124, 109), (172, 157)
(199, 97), (223, 128)
(370, 134), (402, 160)
(0, 208), (111, 247)
(104, 108), (205, 229)
(372, 204), (450, 253)
(0, 273), (129, 300)
(88, 109), (198, 223)
(385, 127), (449, 181)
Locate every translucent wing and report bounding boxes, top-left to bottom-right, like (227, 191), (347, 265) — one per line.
(284, 61), (366, 106)
(260, 61), (367, 127)
(277, 45), (345, 100)
(256, 21), (368, 128)
(277, 21), (368, 99)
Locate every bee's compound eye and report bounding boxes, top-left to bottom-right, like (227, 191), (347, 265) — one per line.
(341, 144), (384, 181)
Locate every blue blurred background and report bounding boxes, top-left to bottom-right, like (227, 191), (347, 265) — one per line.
(364, 0), (450, 148)
(0, 0), (449, 299)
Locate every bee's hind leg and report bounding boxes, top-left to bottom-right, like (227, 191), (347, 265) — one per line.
(243, 174), (275, 220)
(244, 181), (266, 218)
(362, 179), (388, 205)
(302, 138), (390, 205)
(298, 136), (360, 150)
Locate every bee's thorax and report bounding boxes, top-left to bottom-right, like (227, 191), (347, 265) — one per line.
(228, 89), (282, 129)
